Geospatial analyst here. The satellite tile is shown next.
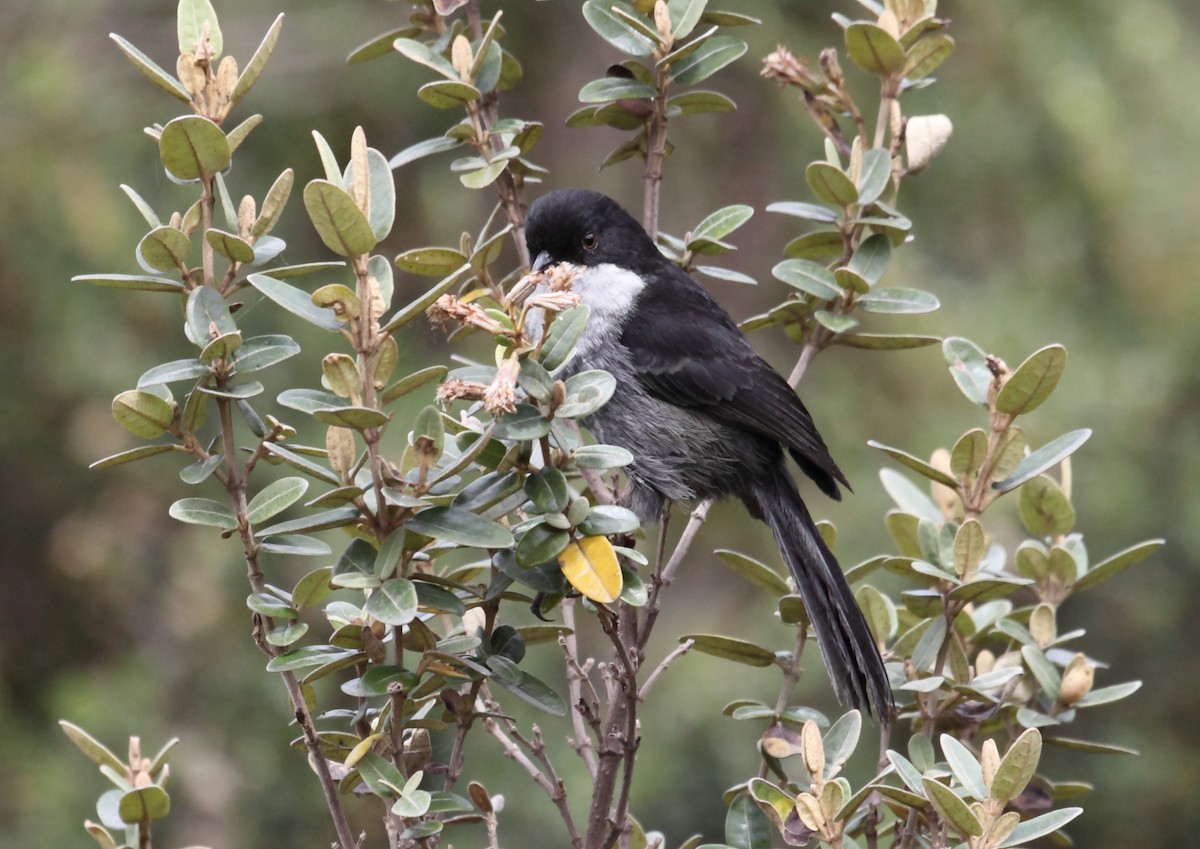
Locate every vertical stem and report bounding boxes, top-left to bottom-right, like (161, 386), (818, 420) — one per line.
(642, 67), (670, 239)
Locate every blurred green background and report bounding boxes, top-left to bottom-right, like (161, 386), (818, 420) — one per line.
(1, 1), (1195, 846)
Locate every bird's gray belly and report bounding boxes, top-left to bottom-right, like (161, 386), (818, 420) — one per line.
(570, 347), (775, 522)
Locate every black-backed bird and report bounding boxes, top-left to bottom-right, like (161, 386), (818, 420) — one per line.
(523, 188), (892, 720)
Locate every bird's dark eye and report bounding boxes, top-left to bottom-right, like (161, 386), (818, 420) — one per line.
(581, 231), (598, 251)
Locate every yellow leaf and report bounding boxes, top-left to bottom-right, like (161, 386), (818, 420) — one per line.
(344, 732), (383, 768)
(558, 536), (623, 603)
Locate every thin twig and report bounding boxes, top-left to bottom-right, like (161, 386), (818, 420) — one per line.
(481, 702), (583, 849)
(639, 639), (693, 702)
(636, 499), (712, 654)
(561, 601), (600, 778)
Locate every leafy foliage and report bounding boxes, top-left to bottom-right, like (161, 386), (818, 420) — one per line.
(61, 1), (1158, 849)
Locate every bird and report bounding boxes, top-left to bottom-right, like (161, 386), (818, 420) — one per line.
(521, 188), (893, 720)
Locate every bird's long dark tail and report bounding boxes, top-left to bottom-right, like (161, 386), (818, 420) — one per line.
(747, 468), (893, 721)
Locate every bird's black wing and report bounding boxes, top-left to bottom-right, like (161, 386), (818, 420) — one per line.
(620, 268), (848, 499)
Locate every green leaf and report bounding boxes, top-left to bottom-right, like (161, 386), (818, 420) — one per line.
(382, 365), (448, 405)
(991, 728), (1042, 803)
(943, 336), (992, 406)
(696, 265), (756, 285)
(681, 634), (775, 667)
(940, 735), (987, 799)
(414, 581), (467, 615)
(806, 161), (859, 207)
(845, 22), (906, 74)
(303, 179), (377, 258)
(73, 273), (185, 293)
(539, 305), (591, 370)
(714, 549), (790, 595)
(118, 785), (170, 824)
(138, 226), (191, 272)
(725, 792), (772, 849)
(246, 592), (298, 618)
(109, 34), (190, 101)
(668, 0), (708, 39)
(1075, 680), (1142, 708)
(868, 441), (957, 488)
(572, 443), (633, 470)
(996, 344), (1068, 417)
(168, 497), (236, 530)
(822, 710), (862, 777)
(246, 477), (309, 525)
(857, 148), (893, 206)
(905, 33), (954, 80)
(364, 578), (418, 626)
(206, 228), (255, 263)
(1041, 736), (1138, 755)
(392, 37), (459, 79)
(691, 204), (753, 243)
(997, 807), (1082, 848)
(1018, 475), (1074, 537)
(231, 334), (301, 374)
(255, 506), (360, 537)
(418, 79), (482, 109)
(668, 89), (735, 115)
(993, 429), (1091, 493)
(670, 35), (747, 85)
(1073, 539), (1163, 592)
(311, 130), (341, 183)
(836, 333), (940, 350)
(859, 287), (939, 314)
(185, 286), (236, 348)
(390, 135), (464, 170)
(383, 263), (474, 333)
(922, 778), (982, 838)
(90, 444), (177, 470)
(59, 721), (126, 772)
(582, 0), (655, 56)
(112, 390), (174, 439)
(767, 200), (839, 222)
(247, 273), (345, 332)
(312, 406), (389, 430)
(578, 504), (640, 536)
(226, 12), (282, 99)
(524, 468), (571, 514)
(408, 506), (514, 548)
(950, 428), (987, 477)
(460, 160), (508, 189)
(578, 77), (658, 103)
(879, 468), (942, 522)
(784, 230), (844, 260)
(772, 259), (841, 300)
(137, 359), (210, 388)
(557, 370), (616, 418)
(489, 665), (567, 715)
(263, 536), (332, 559)
(159, 116), (230, 181)
(395, 247), (468, 277)
(178, 0), (222, 57)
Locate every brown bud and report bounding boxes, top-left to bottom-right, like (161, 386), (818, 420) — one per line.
(216, 55), (239, 105)
(361, 624), (386, 664)
(819, 48), (843, 88)
(451, 35), (473, 82)
(326, 426), (356, 477)
(1059, 652), (1095, 706)
(550, 380), (567, 411)
(238, 195), (257, 239)
(654, 1), (673, 48)
(403, 728), (432, 773)
(176, 53), (206, 99)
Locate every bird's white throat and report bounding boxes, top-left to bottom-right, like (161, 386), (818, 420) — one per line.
(525, 262), (645, 360)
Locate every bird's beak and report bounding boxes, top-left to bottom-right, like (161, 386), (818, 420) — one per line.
(531, 250), (553, 272)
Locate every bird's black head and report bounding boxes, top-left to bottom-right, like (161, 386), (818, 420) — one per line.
(525, 189), (659, 273)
